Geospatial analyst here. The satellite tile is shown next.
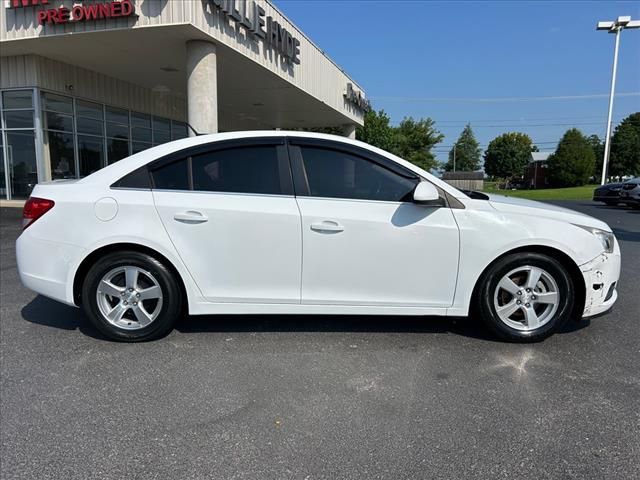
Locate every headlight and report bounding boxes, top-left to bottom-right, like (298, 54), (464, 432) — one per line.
(574, 225), (615, 253)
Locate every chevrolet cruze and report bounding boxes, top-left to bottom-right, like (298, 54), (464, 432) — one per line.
(16, 132), (621, 342)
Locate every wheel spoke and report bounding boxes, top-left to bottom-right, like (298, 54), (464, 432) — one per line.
(98, 280), (124, 298)
(498, 276), (520, 295)
(526, 267), (543, 290)
(138, 285), (162, 301)
(132, 305), (153, 327)
(535, 291), (558, 305)
(522, 305), (540, 329)
(496, 300), (520, 319)
(124, 267), (139, 290)
(106, 303), (128, 323)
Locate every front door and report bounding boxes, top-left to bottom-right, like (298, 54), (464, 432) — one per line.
(291, 142), (460, 307)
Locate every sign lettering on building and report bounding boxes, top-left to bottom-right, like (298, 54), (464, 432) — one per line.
(6, 0), (135, 25)
(208, 0), (301, 65)
(344, 83), (370, 112)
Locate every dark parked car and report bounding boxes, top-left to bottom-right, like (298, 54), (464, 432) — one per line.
(593, 182), (624, 205)
(620, 177), (640, 209)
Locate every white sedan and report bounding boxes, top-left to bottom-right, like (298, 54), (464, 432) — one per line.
(16, 131), (620, 342)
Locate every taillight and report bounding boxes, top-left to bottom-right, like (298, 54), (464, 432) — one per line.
(22, 197), (55, 229)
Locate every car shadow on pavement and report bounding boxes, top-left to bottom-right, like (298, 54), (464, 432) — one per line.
(21, 295), (591, 342)
(177, 311), (590, 341)
(20, 296), (108, 340)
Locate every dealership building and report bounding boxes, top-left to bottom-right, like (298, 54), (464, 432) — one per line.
(0, 0), (367, 200)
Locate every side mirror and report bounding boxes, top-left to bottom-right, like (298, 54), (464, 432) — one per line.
(413, 181), (441, 205)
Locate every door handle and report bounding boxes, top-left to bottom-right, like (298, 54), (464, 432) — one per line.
(173, 211), (208, 224)
(310, 220), (344, 233)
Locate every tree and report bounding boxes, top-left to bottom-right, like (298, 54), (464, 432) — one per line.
(443, 124), (481, 171)
(588, 134), (604, 177)
(483, 132), (535, 180)
(609, 112), (640, 177)
(547, 128), (595, 187)
(356, 109), (393, 152)
(390, 117), (444, 172)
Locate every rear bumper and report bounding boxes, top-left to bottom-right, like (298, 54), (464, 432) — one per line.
(580, 249), (621, 318)
(16, 232), (84, 306)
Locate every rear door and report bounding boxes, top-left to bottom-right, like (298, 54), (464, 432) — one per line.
(151, 138), (302, 304)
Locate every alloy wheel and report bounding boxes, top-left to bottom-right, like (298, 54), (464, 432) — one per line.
(96, 266), (164, 330)
(493, 265), (560, 331)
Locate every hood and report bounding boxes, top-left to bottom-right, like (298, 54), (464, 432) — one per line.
(485, 194), (611, 231)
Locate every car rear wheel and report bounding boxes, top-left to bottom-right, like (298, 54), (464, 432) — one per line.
(475, 252), (575, 342)
(81, 251), (183, 342)
(604, 200), (618, 206)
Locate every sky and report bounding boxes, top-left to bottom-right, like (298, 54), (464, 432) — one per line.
(274, 0), (640, 164)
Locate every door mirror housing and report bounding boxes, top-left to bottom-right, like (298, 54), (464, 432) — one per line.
(413, 181), (441, 205)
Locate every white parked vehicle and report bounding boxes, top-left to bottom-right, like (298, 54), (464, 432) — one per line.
(16, 132), (620, 342)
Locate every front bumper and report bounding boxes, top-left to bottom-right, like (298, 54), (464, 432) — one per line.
(580, 249), (621, 318)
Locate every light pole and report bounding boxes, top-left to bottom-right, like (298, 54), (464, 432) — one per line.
(596, 16), (640, 185)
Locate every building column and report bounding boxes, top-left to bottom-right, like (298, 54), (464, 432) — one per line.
(342, 124), (357, 139)
(186, 40), (218, 136)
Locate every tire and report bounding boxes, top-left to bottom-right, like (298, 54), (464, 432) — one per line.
(81, 250), (183, 342)
(604, 201), (618, 206)
(475, 252), (575, 342)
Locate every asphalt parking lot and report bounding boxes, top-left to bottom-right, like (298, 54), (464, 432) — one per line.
(1, 201), (638, 480)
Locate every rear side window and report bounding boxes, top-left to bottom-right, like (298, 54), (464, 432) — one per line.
(150, 145), (287, 195)
(300, 146), (418, 202)
(151, 159), (190, 190)
(192, 146), (281, 195)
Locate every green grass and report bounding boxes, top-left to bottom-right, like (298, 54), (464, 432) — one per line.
(483, 183), (598, 201)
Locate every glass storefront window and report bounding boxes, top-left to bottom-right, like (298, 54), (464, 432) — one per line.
(106, 107), (129, 124)
(106, 123), (129, 140)
(3, 110), (34, 129)
(46, 131), (75, 179)
(153, 116), (171, 145)
(3, 91), (33, 109)
(132, 112), (151, 128)
(42, 92), (73, 115)
(132, 141), (152, 154)
(77, 117), (104, 136)
(172, 121), (189, 140)
(5, 131), (37, 199)
(44, 111), (73, 132)
(78, 135), (105, 176)
(77, 100), (103, 120)
(108, 138), (129, 164)
(0, 134), (6, 199)
(1, 88), (185, 198)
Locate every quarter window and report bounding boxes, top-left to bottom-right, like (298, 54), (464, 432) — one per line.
(299, 146), (418, 202)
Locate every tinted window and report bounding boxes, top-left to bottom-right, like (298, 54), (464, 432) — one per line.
(300, 147), (418, 202)
(192, 146), (282, 195)
(151, 159), (189, 190)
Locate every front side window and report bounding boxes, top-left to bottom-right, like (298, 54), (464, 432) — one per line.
(299, 146), (418, 202)
(150, 145), (285, 195)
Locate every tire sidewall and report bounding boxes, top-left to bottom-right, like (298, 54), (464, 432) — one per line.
(478, 253), (575, 342)
(82, 251), (182, 342)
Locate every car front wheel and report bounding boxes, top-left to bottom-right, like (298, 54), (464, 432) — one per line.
(81, 251), (183, 342)
(476, 252), (575, 342)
